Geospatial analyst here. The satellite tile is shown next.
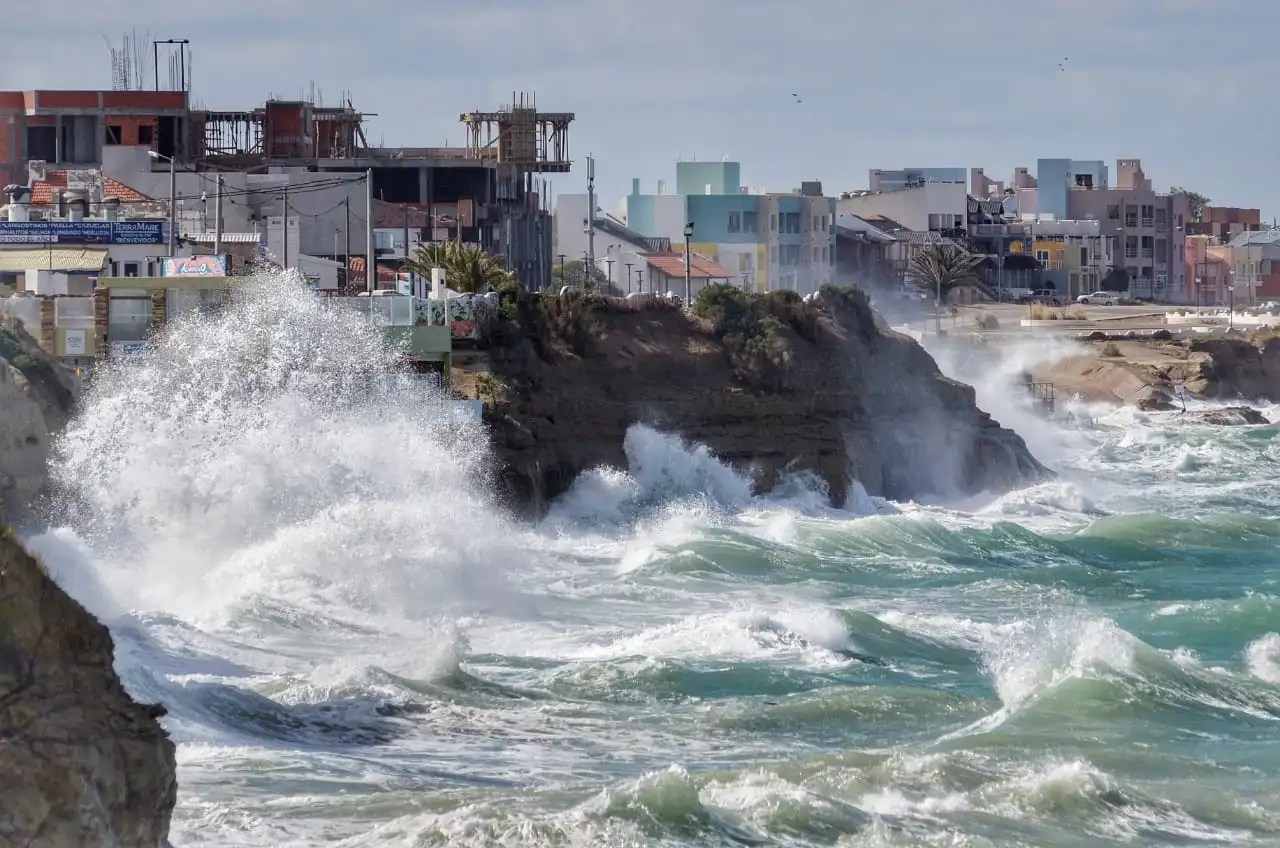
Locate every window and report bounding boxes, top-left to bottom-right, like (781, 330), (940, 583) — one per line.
(1125, 208), (1138, 228)
(771, 214), (777, 232)
(1080, 246), (1089, 266)
(728, 212), (741, 233)
(770, 245), (777, 263)
(1075, 174), (1094, 189)
(1107, 204), (1121, 220)
(104, 124), (123, 144)
(137, 125), (154, 145)
(1154, 208), (1167, 228)
(1036, 249), (1050, 264)
(123, 262), (140, 277)
(1155, 239), (1167, 262)
(823, 246), (829, 262)
(813, 215), (820, 231)
(743, 211), (758, 233)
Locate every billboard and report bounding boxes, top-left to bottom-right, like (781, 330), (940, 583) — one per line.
(0, 221), (165, 245)
(161, 255), (227, 277)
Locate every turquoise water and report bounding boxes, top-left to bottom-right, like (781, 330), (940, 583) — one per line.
(31, 276), (1280, 846)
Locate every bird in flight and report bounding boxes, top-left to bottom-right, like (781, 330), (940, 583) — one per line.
(1058, 56), (1068, 72)
(792, 92), (803, 103)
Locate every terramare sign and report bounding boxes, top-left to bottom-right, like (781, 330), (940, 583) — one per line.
(0, 221), (165, 245)
(161, 255), (226, 277)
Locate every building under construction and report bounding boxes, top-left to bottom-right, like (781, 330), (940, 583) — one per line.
(186, 91), (573, 290)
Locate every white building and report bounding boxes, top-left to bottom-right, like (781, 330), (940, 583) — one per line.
(836, 181), (968, 234)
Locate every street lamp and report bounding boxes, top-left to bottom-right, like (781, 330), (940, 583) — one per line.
(148, 149), (177, 257)
(683, 221), (694, 306)
(625, 262), (633, 294)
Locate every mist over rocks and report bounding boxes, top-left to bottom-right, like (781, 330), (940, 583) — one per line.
(467, 287), (1047, 517)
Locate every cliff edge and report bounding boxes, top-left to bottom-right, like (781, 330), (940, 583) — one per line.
(0, 319), (77, 525)
(0, 531), (177, 847)
(461, 286), (1046, 516)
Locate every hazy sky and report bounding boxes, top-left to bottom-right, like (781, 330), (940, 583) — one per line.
(5, 1), (1277, 216)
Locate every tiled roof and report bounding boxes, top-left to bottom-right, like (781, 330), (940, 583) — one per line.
(644, 252), (735, 280)
(29, 170), (153, 205)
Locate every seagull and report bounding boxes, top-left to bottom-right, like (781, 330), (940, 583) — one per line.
(1058, 56), (1068, 72)
(792, 92), (803, 104)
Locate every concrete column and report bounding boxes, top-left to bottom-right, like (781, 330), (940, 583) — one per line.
(93, 287), (109, 355)
(38, 297), (55, 353)
(150, 289), (167, 331)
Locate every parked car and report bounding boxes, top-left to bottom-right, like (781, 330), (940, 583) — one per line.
(1076, 291), (1121, 305)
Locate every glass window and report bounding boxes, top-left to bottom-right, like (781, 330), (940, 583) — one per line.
(728, 212), (741, 233)
(743, 211), (758, 233)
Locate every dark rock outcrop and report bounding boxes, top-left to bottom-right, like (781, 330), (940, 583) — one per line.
(1189, 336), (1280, 401)
(0, 532), (176, 846)
(472, 292), (1046, 517)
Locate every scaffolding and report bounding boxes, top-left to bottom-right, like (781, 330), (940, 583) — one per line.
(189, 98), (370, 163)
(460, 92), (574, 173)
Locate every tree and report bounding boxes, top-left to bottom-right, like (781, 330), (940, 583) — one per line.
(1170, 186), (1211, 222)
(1100, 267), (1131, 293)
(404, 242), (514, 293)
(908, 244), (985, 333)
(557, 259), (610, 294)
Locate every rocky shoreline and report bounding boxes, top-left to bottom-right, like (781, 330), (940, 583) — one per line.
(457, 287), (1048, 517)
(1031, 335), (1280, 413)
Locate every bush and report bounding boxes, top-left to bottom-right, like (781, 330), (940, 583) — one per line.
(692, 283), (752, 335)
(692, 283), (796, 390)
(1101, 341), (1122, 357)
(1060, 306), (1088, 320)
(1028, 303), (1055, 320)
(975, 312), (1000, 330)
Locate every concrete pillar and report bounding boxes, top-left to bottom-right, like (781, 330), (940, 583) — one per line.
(38, 297), (55, 353)
(93, 287), (109, 356)
(150, 289), (167, 331)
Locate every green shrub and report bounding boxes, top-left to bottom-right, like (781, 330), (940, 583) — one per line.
(692, 283), (752, 335)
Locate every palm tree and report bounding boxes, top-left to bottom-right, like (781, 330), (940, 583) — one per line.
(404, 242), (514, 293)
(908, 243), (985, 332)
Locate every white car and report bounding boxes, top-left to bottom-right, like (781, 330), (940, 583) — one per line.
(1076, 291), (1120, 305)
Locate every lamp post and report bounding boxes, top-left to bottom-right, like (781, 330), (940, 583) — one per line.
(557, 253), (566, 288)
(148, 150), (176, 257)
(636, 268), (644, 294)
(625, 262), (633, 294)
(683, 221), (694, 306)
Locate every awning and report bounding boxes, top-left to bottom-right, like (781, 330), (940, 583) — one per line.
(0, 247), (110, 273)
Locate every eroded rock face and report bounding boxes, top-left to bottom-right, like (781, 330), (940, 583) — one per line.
(0, 320), (76, 525)
(0, 533), (176, 847)
(478, 295), (1047, 517)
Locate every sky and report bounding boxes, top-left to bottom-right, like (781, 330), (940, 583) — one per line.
(4, 0), (1278, 218)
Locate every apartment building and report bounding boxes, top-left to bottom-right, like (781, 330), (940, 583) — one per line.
(620, 161), (835, 295)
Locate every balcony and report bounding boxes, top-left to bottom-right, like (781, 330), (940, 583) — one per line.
(1141, 218), (1153, 228)
(1141, 249), (1154, 259)
(1125, 248), (1139, 258)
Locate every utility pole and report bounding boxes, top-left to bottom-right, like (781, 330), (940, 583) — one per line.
(167, 155), (176, 257)
(683, 222), (693, 305)
(605, 257), (614, 289)
(586, 154), (596, 278)
(636, 268), (644, 294)
(282, 181), (289, 269)
(213, 175), (223, 256)
(403, 205), (410, 265)
(365, 169), (374, 292)
(625, 262), (633, 294)
(343, 196), (351, 288)
(557, 253), (566, 288)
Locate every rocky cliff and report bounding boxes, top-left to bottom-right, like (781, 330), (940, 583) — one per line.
(0, 319), (77, 525)
(464, 287), (1046, 517)
(0, 532), (176, 846)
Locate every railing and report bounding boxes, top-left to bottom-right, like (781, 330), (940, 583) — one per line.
(326, 296), (416, 327)
(1141, 249), (1154, 259)
(1125, 248), (1139, 258)
(1141, 218), (1153, 228)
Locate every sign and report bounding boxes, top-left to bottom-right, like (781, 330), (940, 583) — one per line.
(0, 221), (165, 245)
(161, 255), (226, 277)
(110, 340), (152, 358)
(63, 329), (86, 356)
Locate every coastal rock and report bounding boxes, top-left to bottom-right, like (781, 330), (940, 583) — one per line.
(473, 292), (1046, 516)
(0, 533), (177, 846)
(1190, 337), (1280, 401)
(1183, 406), (1271, 426)
(0, 320), (77, 524)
